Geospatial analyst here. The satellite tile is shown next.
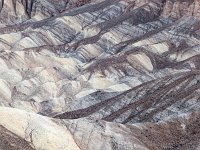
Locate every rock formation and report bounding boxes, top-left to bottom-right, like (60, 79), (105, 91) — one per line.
(0, 0), (200, 149)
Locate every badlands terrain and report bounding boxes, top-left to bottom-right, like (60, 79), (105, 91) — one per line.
(0, 0), (200, 149)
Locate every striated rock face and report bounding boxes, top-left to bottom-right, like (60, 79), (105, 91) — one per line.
(0, 0), (200, 149)
(1, 107), (200, 150)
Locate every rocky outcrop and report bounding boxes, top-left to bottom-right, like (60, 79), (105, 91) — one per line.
(1, 107), (200, 150)
(0, 0), (200, 149)
(0, 107), (80, 150)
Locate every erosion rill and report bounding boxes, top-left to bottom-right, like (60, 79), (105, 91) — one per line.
(0, 0), (200, 150)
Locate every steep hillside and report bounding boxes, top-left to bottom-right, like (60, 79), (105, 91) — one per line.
(0, 0), (200, 149)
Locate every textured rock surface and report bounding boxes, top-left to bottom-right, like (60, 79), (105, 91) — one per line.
(0, 0), (200, 149)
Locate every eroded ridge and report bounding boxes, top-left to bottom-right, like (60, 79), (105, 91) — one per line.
(0, 0), (200, 150)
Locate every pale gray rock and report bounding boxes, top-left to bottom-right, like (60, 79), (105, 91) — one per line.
(0, 0), (200, 149)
